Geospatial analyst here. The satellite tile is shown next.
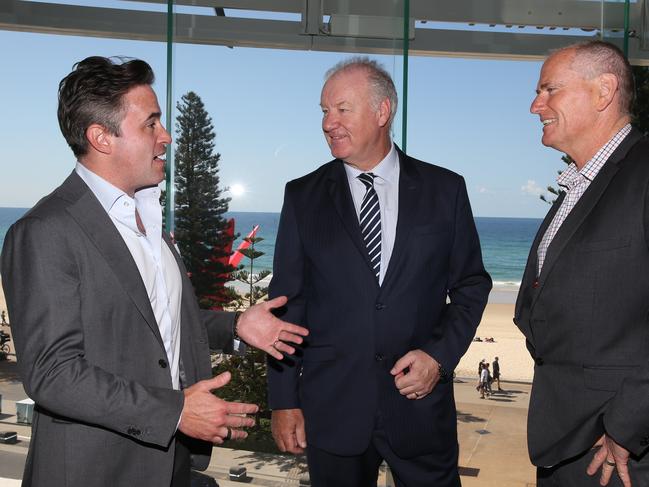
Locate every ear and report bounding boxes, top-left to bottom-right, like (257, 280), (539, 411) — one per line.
(595, 73), (619, 112)
(377, 97), (391, 128)
(85, 124), (113, 155)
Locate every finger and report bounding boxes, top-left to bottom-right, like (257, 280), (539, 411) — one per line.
(273, 340), (296, 356)
(264, 295), (288, 309)
(228, 428), (249, 441)
(391, 353), (414, 376)
(278, 324), (309, 339)
(295, 423), (307, 449)
(600, 465), (614, 486)
(587, 443), (608, 476)
(202, 371), (231, 391)
(616, 463), (632, 487)
(225, 414), (255, 428)
(225, 401), (259, 415)
(265, 343), (284, 360)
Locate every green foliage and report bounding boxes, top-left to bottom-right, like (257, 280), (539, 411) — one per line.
(172, 91), (235, 308)
(214, 230), (273, 443)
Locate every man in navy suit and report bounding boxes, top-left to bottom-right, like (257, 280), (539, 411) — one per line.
(267, 57), (491, 487)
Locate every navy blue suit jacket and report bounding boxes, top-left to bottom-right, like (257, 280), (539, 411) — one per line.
(268, 149), (491, 459)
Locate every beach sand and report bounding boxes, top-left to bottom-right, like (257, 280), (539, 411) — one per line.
(456, 301), (534, 382)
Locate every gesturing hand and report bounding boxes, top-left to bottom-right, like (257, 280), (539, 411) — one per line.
(179, 372), (258, 444)
(237, 296), (309, 360)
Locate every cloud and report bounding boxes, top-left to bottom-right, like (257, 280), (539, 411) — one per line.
(521, 179), (545, 197)
(273, 143), (288, 158)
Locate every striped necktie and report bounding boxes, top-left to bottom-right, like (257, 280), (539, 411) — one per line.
(358, 172), (381, 281)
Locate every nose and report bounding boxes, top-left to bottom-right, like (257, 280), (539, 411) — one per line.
(160, 124), (172, 144)
(530, 93), (544, 115)
(322, 111), (338, 133)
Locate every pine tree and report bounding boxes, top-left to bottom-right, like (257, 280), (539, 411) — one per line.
(173, 91), (235, 309)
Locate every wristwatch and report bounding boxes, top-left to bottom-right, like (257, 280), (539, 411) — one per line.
(438, 362), (451, 384)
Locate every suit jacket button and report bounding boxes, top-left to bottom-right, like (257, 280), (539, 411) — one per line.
(127, 427), (141, 436)
(375, 303), (385, 310)
(375, 353), (384, 362)
(159, 359), (168, 368)
(535, 357), (544, 366)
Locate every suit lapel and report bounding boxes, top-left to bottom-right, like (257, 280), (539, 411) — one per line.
(326, 161), (378, 280)
(535, 129), (643, 293)
(60, 172), (164, 348)
(381, 150), (419, 291)
(515, 192), (564, 320)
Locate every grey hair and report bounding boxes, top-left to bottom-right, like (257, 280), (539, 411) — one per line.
(553, 40), (634, 115)
(325, 56), (398, 128)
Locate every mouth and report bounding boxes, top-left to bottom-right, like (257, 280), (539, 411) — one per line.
(541, 119), (556, 127)
(154, 153), (166, 163)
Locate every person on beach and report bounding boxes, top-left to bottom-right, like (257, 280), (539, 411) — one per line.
(479, 363), (490, 399)
(267, 57), (491, 487)
(0, 56), (308, 487)
(492, 356), (502, 391)
(515, 40), (649, 486)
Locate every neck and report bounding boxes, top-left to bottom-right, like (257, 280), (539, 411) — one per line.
(571, 116), (630, 169)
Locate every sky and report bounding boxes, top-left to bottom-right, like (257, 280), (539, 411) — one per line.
(0, 10), (569, 218)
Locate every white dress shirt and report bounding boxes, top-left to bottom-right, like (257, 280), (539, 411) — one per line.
(75, 163), (183, 390)
(344, 143), (400, 285)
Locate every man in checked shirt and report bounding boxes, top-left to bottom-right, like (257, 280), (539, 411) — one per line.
(515, 40), (649, 487)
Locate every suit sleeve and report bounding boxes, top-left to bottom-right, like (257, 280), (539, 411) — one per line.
(420, 178), (492, 371)
(1, 216), (183, 447)
(199, 310), (245, 355)
(266, 184), (306, 410)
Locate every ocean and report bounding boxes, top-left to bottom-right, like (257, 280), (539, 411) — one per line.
(0, 208), (540, 288)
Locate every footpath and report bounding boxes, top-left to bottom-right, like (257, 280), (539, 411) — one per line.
(0, 358), (535, 486)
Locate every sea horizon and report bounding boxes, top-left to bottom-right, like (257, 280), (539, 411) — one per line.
(0, 208), (540, 295)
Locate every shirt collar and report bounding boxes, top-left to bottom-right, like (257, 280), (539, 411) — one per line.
(557, 123), (631, 189)
(75, 162), (162, 235)
(343, 143), (399, 184)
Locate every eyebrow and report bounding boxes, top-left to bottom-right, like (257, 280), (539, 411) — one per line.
(145, 112), (162, 122)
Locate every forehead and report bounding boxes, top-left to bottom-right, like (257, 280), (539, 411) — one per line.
(122, 85), (160, 116)
(538, 50), (578, 82)
(321, 69), (370, 101)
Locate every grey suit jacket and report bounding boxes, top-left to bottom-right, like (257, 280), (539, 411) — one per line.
(1, 171), (236, 487)
(515, 129), (649, 467)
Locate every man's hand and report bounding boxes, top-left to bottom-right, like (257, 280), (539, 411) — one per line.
(238, 296), (309, 360)
(271, 408), (307, 454)
(587, 434), (632, 487)
(390, 349), (440, 400)
(179, 372), (258, 444)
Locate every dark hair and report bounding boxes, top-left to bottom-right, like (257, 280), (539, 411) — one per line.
(57, 56), (155, 158)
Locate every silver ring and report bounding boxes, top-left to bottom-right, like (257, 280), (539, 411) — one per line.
(414, 392), (421, 398)
(225, 428), (232, 441)
(272, 340), (281, 349)
(605, 460), (616, 467)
